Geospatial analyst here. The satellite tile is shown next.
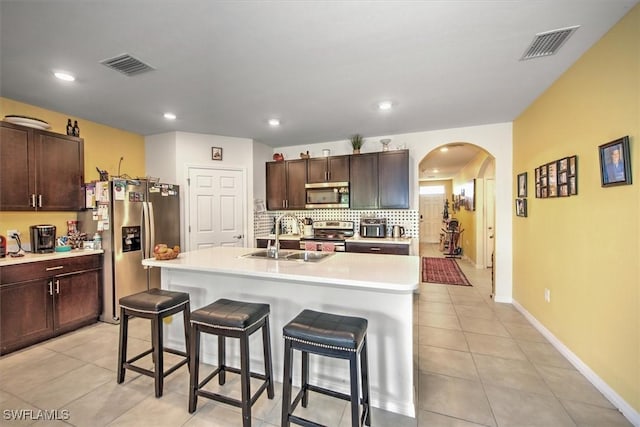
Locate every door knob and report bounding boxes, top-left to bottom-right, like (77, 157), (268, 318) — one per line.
(233, 234), (243, 239)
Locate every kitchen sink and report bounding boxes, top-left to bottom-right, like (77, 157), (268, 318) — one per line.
(244, 250), (294, 259)
(284, 251), (334, 262)
(242, 250), (334, 262)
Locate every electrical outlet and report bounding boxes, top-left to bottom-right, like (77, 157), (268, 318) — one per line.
(7, 229), (20, 239)
(544, 288), (551, 302)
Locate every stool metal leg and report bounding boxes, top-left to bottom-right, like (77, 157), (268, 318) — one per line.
(281, 339), (293, 427)
(240, 333), (251, 427)
(349, 352), (359, 427)
(117, 308), (128, 383)
(218, 335), (226, 385)
(188, 324), (200, 413)
(301, 351), (309, 408)
(152, 315), (164, 398)
(262, 317), (275, 399)
(361, 337), (371, 426)
(183, 302), (191, 373)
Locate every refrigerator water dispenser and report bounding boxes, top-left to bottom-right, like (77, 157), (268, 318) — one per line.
(122, 226), (141, 252)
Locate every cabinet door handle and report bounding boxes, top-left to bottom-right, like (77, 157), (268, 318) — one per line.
(55, 279), (60, 294)
(38, 194), (43, 207)
(30, 194), (37, 207)
(370, 247), (381, 251)
(48, 281), (53, 296)
(45, 266), (64, 271)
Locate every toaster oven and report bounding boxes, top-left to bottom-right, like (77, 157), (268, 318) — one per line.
(359, 218), (387, 238)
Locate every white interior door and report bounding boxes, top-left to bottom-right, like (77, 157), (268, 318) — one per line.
(485, 178), (495, 267)
(188, 167), (245, 250)
(420, 194), (444, 243)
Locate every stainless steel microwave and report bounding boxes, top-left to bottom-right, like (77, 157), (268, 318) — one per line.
(305, 182), (349, 208)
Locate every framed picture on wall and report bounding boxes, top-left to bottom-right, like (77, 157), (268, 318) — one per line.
(212, 147), (223, 161)
(569, 176), (578, 195)
(559, 157), (568, 173)
(547, 161), (558, 197)
(515, 198), (527, 217)
(599, 136), (631, 187)
(517, 172), (527, 197)
(568, 155), (577, 177)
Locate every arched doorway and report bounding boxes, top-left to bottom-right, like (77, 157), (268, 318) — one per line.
(418, 143), (495, 269)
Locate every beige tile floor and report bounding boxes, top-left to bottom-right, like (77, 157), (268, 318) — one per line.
(0, 244), (631, 426)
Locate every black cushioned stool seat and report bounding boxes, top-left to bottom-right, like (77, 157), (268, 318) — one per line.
(117, 288), (191, 398)
(281, 309), (371, 427)
(189, 299), (274, 427)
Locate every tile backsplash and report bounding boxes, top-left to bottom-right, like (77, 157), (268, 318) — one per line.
(254, 209), (419, 237)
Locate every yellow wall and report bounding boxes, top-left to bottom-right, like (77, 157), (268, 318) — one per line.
(452, 150), (493, 263)
(0, 97), (145, 243)
(513, 5), (639, 413)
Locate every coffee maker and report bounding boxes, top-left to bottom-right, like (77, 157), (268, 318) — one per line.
(30, 225), (56, 253)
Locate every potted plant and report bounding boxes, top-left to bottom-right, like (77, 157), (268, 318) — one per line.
(350, 134), (364, 154)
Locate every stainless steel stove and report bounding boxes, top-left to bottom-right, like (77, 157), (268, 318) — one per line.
(299, 220), (354, 252)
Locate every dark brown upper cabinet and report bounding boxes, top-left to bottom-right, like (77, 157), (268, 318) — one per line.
(0, 121), (85, 211)
(350, 150), (409, 209)
(307, 155), (350, 183)
(266, 159), (307, 210)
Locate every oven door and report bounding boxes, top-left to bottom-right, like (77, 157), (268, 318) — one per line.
(299, 239), (345, 252)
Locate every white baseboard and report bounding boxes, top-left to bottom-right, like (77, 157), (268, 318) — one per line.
(512, 299), (639, 427)
(493, 295), (512, 303)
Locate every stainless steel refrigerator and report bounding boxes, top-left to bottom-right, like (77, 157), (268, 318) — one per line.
(79, 179), (180, 323)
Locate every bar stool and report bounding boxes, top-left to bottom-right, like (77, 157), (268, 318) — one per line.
(117, 288), (191, 398)
(281, 309), (371, 427)
(188, 298), (274, 427)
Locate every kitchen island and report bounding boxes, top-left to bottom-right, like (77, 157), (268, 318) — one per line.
(142, 246), (419, 417)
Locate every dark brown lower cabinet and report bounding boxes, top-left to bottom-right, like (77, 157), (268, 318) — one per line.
(345, 242), (409, 255)
(0, 254), (102, 355)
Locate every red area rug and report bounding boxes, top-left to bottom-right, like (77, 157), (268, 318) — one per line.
(422, 257), (472, 286)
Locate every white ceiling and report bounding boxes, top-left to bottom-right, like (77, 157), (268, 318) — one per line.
(1, 0), (636, 158)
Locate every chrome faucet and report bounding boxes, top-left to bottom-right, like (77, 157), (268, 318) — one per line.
(271, 213), (300, 258)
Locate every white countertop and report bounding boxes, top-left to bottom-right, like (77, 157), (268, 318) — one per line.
(142, 246), (419, 293)
(0, 249), (104, 266)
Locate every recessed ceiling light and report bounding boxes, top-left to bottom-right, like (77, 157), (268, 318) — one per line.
(163, 112), (177, 120)
(268, 118), (280, 127)
(54, 71), (75, 82)
(433, 169), (439, 173)
(378, 101), (393, 111)
(440, 147), (449, 152)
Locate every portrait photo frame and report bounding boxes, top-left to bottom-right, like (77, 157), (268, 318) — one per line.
(517, 172), (527, 198)
(599, 136), (631, 187)
(212, 146), (223, 161)
(515, 198), (527, 217)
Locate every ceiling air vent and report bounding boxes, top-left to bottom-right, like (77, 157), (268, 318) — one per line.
(100, 54), (155, 76)
(520, 25), (579, 60)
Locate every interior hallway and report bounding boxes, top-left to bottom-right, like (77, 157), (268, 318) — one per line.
(0, 245), (631, 426)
